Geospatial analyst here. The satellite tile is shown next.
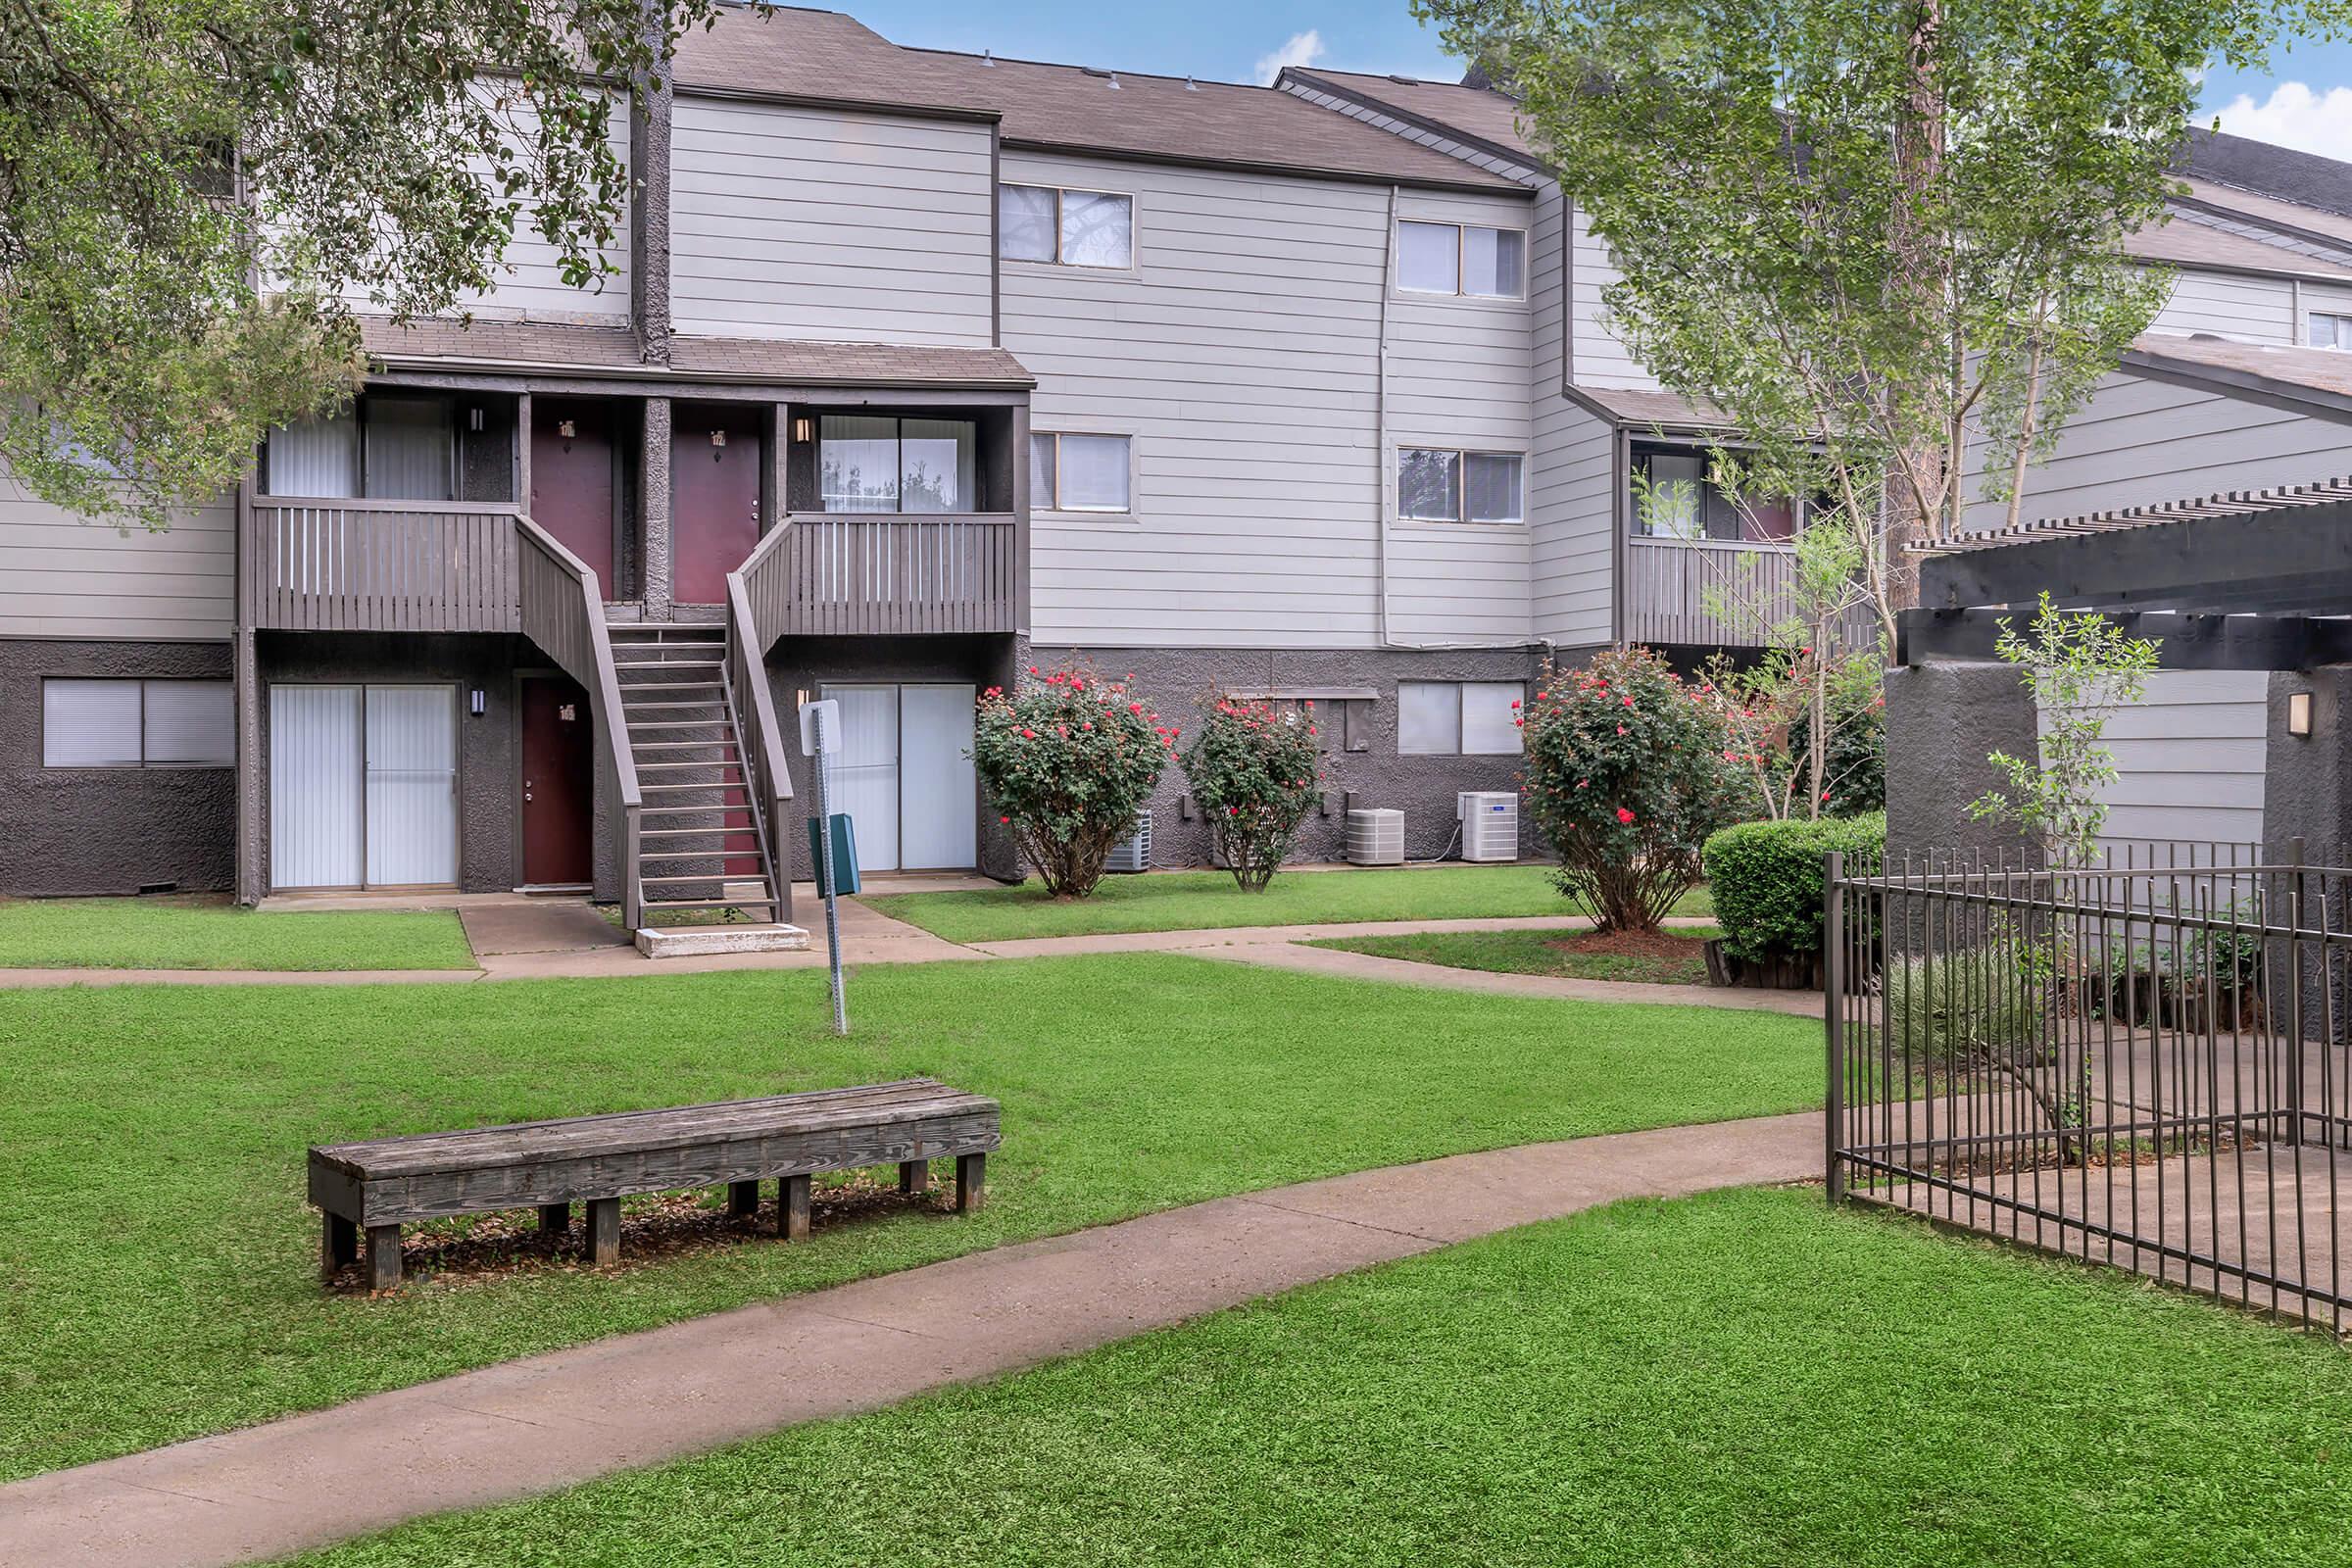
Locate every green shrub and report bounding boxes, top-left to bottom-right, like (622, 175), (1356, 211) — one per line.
(972, 666), (1172, 899)
(1701, 810), (1886, 963)
(1880, 949), (2045, 1061)
(1178, 697), (1325, 891)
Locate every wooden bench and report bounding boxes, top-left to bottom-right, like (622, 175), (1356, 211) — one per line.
(308, 1077), (1000, 1291)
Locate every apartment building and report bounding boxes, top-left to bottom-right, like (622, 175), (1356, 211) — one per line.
(5, 5), (2350, 912)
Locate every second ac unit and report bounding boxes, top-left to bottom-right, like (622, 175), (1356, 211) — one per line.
(1106, 812), (1152, 873)
(1345, 808), (1406, 866)
(1457, 791), (1519, 862)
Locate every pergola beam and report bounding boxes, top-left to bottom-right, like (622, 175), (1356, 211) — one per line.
(1896, 608), (2352, 671)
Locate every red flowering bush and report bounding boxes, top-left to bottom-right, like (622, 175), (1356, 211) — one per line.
(1520, 646), (1744, 932)
(972, 665), (1171, 899)
(1178, 697), (1325, 891)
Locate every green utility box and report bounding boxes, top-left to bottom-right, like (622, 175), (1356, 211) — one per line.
(807, 813), (860, 896)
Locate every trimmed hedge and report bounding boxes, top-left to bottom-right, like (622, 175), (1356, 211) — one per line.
(1701, 811), (1886, 963)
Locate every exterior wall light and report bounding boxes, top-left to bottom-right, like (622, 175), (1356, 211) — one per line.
(469, 688), (486, 717)
(2290, 691), (2314, 738)
(792, 416), (814, 445)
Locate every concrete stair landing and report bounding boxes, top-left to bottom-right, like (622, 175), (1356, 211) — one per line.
(634, 922), (811, 958)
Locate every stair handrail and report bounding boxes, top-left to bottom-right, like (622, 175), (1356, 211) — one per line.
(726, 526), (798, 925)
(514, 513), (645, 929)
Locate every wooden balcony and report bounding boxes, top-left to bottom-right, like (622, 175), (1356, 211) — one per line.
(244, 499), (523, 633)
(741, 513), (1020, 640)
(1624, 536), (1875, 652)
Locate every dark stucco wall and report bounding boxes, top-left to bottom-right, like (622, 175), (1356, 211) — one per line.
(2263, 666), (2352, 862)
(1030, 643), (1551, 865)
(0, 638), (235, 895)
(255, 631), (535, 894)
(1883, 661), (2037, 861)
(762, 632), (1021, 883)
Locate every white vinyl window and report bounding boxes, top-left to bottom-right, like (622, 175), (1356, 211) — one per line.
(2312, 312), (2352, 350)
(1397, 220), (1526, 299)
(1399, 681), (1524, 757)
(1398, 448), (1523, 523)
(43, 679), (233, 768)
(999, 183), (1133, 269)
(1031, 433), (1132, 513)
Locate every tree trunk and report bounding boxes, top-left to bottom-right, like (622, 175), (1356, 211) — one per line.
(1883, 0), (1949, 605)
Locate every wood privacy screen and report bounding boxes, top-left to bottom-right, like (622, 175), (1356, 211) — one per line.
(748, 514), (1018, 637)
(247, 502), (523, 633)
(1623, 537), (1875, 651)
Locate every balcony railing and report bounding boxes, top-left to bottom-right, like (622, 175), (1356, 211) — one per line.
(1624, 536), (1876, 651)
(746, 513), (1019, 639)
(245, 499), (523, 633)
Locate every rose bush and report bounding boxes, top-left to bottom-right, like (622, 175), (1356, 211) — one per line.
(1520, 646), (1744, 932)
(971, 665), (1172, 898)
(1178, 697), (1325, 891)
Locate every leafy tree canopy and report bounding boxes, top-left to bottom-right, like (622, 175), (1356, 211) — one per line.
(1, 0), (727, 528)
(1416, 0), (2348, 589)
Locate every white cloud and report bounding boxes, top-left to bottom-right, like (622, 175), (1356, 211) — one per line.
(2211, 80), (2352, 164)
(1253, 28), (1325, 87)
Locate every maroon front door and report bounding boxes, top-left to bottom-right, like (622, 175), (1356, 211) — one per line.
(520, 676), (594, 887)
(671, 403), (762, 604)
(530, 399), (616, 586)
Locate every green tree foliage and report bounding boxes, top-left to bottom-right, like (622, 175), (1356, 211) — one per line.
(1, 0), (729, 528)
(1416, 0), (2343, 635)
(1967, 593), (2162, 869)
(1520, 647), (1744, 932)
(971, 667), (1171, 900)
(1178, 697), (1325, 892)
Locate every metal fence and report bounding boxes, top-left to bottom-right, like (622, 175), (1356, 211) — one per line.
(1827, 844), (2352, 1330)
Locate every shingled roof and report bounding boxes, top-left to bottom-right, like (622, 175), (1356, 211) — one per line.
(1281, 68), (1542, 169)
(361, 318), (1034, 387)
(2125, 332), (2352, 412)
(667, 8), (1520, 193)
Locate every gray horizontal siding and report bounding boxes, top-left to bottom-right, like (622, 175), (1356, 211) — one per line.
(669, 98), (994, 347)
(1965, 367), (2352, 533)
(0, 466), (234, 640)
(2039, 670), (2268, 853)
(1530, 187), (1617, 647)
(2150, 268), (2296, 343)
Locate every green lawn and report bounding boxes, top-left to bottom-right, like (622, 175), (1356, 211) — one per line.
(292, 1187), (2352, 1567)
(863, 864), (1715, 943)
(1314, 925), (1724, 986)
(0, 954), (1812, 1480)
(0, 897), (475, 971)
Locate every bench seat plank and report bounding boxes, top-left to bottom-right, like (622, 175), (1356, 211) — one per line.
(308, 1078), (1002, 1228)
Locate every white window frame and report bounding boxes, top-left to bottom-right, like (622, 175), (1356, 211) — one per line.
(1031, 431), (1135, 514)
(998, 182), (1136, 270)
(1399, 680), (1526, 757)
(2311, 311), (2352, 351)
(1396, 446), (1525, 525)
(1396, 220), (1528, 301)
(41, 678), (234, 769)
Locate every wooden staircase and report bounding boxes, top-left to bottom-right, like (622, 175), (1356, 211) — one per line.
(607, 621), (805, 952)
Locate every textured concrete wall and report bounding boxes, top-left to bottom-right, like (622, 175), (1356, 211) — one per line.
(254, 632), (532, 893)
(2263, 667), (2352, 862)
(763, 633), (1021, 883)
(640, 398), (673, 620)
(1884, 661), (2037, 863)
(1031, 643), (1549, 865)
(0, 638), (234, 895)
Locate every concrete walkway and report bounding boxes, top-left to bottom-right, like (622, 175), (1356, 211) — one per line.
(1198, 939), (1825, 1017)
(0, 1110), (1819, 1568)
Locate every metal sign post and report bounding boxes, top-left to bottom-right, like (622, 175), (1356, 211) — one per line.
(802, 699), (848, 1035)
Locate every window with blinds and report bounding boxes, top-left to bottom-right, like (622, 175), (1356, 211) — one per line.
(43, 679), (233, 767)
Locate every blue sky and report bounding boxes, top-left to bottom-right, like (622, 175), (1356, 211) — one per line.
(844, 2), (2352, 163)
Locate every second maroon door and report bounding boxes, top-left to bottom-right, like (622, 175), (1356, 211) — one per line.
(530, 399), (617, 586)
(671, 403), (762, 604)
(520, 676), (595, 888)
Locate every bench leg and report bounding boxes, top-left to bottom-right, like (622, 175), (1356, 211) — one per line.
(320, 1213), (358, 1281)
(956, 1152), (986, 1214)
(898, 1158), (929, 1196)
(585, 1198), (621, 1267)
(779, 1174), (811, 1241)
(364, 1224), (402, 1292)
(727, 1179), (761, 1218)
(537, 1202), (572, 1244)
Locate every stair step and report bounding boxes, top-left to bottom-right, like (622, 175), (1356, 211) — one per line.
(631, 740), (743, 752)
(640, 808), (754, 819)
(623, 700), (727, 712)
(639, 825), (750, 837)
(643, 897), (780, 911)
(642, 781), (744, 792)
(627, 719), (731, 731)
(614, 660), (722, 670)
(638, 763), (745, 775)
(641, 872), (766, 885)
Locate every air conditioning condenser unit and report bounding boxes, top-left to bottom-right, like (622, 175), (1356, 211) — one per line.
(1457, 791), (1519, 862)
(1106, 812), (1153, 873)
(1345, 808), (1405, 866)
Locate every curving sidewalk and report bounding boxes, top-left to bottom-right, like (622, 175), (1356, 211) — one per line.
(0, 1109), (1821, 1568)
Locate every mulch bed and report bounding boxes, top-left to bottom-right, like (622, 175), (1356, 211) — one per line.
(323, 1171), (951, 1295)
(1543, 928), (1708, 961)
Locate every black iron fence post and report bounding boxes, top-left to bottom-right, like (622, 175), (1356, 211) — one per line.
(1825, 849), (1845, 1204)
